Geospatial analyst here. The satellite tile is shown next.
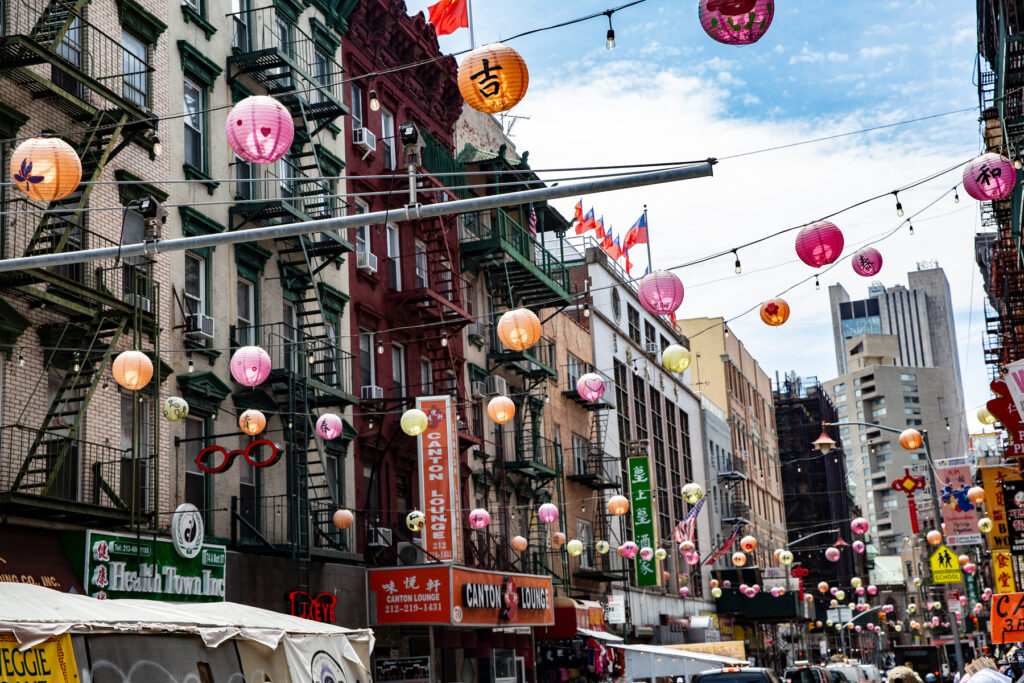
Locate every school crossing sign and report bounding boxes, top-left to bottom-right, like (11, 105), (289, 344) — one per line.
(930, 544), (963, 584)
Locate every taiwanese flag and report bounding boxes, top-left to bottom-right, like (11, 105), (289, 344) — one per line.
(572, 200), (583, 226)
(427, 0), (469, 36)
(623, 246), (633, 274)
(576, 207), (595, 235)
(595, 216), (606, 241)
(601, 226), (615, 250)
(607, 235), (622, 261)
(624, 212), (648, 250)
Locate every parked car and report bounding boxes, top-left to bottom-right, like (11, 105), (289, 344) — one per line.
(693, 668), (781, 683)
(785, 665), (832, 683)
(827, 664), (867, 683)
(859, 665), (882, 683)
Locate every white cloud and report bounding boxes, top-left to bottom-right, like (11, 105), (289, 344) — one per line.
(859, 45), (909, 58)
(743, 93), (761, 106)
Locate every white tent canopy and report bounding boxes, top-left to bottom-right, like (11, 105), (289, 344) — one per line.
(612, 643), (747, 680)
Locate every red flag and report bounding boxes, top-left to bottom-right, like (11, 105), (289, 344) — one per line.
(624, 213), (648, 250)
(572, 200), (583, 225)
(595, 216), (606, 241)
(624, 247), (632, 275)
(427, 0), (469, 36)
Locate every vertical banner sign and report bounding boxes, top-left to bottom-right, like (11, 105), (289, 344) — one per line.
(937, 465), (982, 546)
(628, 456), (658, 587)
(982, 467), (1017, 550)
(1002, 479), (1024, 555)
(994, 551), (1018, 594)
(991, 591), (1024, 643)
(416, 396), (462, 564)
(1004, 359), (1024, 418)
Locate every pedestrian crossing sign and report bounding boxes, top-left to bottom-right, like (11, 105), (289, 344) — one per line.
(930, 544), (964, 584)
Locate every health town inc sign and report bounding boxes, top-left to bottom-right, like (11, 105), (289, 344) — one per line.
(62, 529), (226, 601)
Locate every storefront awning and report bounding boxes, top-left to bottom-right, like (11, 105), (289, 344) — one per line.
(578, 627), (622, 642)
(535, 597), (612, 640)
(611, 643), (747, 678)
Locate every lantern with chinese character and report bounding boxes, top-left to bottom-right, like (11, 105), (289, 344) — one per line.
(681, 482), (704, 504)
(230, 346), (272, 387)
(487, 396), (516, 424)
(316, 413), (344, 440)
(112, 350), (154, 391)
(825, 547), (841, 562)
(684, 551), (700, 565)
(458, 43), (529, 114)
(662, 344), (692, 373)
(655, 547), (668, 561)
(619, 541), (639, 558)
(964, 153), (1017, 201)
(566, 539), (584, 557)
(496, 308), (541, 351)
(162, 396), (189, 422)
(225, 96), (295, 164)
(10, 137), (82, 201)
(851, 517), (870, 534)
(967, 486), (986, 504)
(637, 270), (685, 315)
(852, 540), (865, 554)
(795, 221), (844, 268)
(596, 540), (610, 554)
(979, 517), (994, 533)
(639, 546), (654, 561)
(731, 551), (747, 567)
(740, 535), (757, 553)
(576, 373), (606, 402)
(899, 428), (923, 450)
(779, 550), (794, 565)
(469, 508), (491, 529)
(332, 509), (354, 529)
(239, 409), (267, 436)
(406, 510), (425, 531)
(698, 0), (774, 45)
(400, 408), (429, 436)
(760, 298), (790, 326)
(852, 247), (884, 277)
(538, 503), (559, 524)
(679, 540), (696, 554)
(511, 535), (528, 552)
(607, 495), (630, 516)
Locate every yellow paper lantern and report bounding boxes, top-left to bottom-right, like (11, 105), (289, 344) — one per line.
(899, 428), (923, 450)
(511, 535), (528, 552)
(10, 137), (82, 201)
(978, 406), (997, 425)
(457, 43), (529, 114)
(401, 408), (429, 436)
(607, 494), (630, 516)
(566, 539), (584, 557)
(496, 308), (541, 351)
(112, 350), (153, 391)
(661, 344), (691, 373)
(239, 409), (267, 436)
(487, 396), (516, 424)
(979, 517), (994, 533)
(332, 509), (354, 529)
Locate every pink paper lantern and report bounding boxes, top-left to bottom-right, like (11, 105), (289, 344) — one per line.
(684, 551), (700, 565)
(963, 153), (1017, 201)
(959, 595), (968, 605)
(824, 546), (841, 562)
(867, 585), (878, 596)
(866, 623), (874, 631)
(230, 346), (272, 387)
(852, 540), (865, 554)
(698, 0), (774, 46)
(795, 221), (844, 268)
(316, 413), (343, 440)
(576, 373), (606, 402)
(752, 584), (761, 593)
(855, 587), (865, 595)
(739, 584), (749, 593)
(830, 587), (838, 595)
(964, 563), (976, 574)
(722, 580), (731, 589)
(636, 270), (685, 315)
(851, 248), (883, 277)
(679, 540), (696, 554)
(619, 541), (639, 559)
(538, 503), (559, 524)
(850, 517), (870, 535)
(469, 508), (491, 529)
(770, 587), (780, 597)
(679, 586), (691, 597)
(639, 547), (654, 561)
(225, 96), (295, 164)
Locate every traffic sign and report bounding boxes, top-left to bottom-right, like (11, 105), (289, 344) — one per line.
(930, 544), (964, 584)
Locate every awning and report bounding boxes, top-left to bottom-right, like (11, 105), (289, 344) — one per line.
(0, 527), (84, 594)
(535, 597), (611, 640)
(611, 643), (747, 678)
(579, 627), (623, 642)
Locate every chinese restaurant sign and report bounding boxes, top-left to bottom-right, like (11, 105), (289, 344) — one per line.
(63, 529), (226, 601)
(368, 566), (553, 627)
(628, 456), (658, 587)
(0, 633), (78, 683)
(982, 467), (1017, 550)
(989, 378), (1024, 458)
(937, 464), (981, 546)
(991, 591), (1024, 643)
(1002, 479), (1024, 554)
(416, 396), (462, 563)
(994, 551), (1018, 594)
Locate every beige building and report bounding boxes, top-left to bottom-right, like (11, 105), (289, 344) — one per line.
(676, 318), (786, 567)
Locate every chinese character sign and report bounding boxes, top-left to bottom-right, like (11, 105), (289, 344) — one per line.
(628, 456), (658, 587)
(416, 396), (462, 563)
(1003, 479), (1024, 555)
(994, 551), (1017, 594)
(938, 465), (981, 546)
(983, 467), (1017, 550)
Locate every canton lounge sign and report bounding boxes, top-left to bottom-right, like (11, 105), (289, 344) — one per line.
(462, 579), (551, 616)
(66, 529), (226, 602)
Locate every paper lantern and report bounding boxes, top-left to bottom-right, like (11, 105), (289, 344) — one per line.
(698, 0), (774, 45)
(458, 43), (529, 114)
(851, 517), (870, 535)
(162, 397), (189, 422)
(852, 540), (865, 554)
(679, 540), (696, 553)
(913, 577), (922, 587)
(553, 532), (566, 548)
(239, 409), (267, 436)
(967, 486), (987, 504)
(830, 587), (838, 595)
(899, 428), (923, 450)
(637, 270), (685, 315)
(662, 344), (691, 373)
(908, 602), (917, 612)
(496, 308), (541, 350)
(979, 517), (994, 533)
(511, 535), (528, 552)
(722, 580), (731, 588)
(740, 535), (757, 552)
(965, 563), (977, 575)
(978, 406), (997, 425)
(852, 247), (884, 277)
(779, 550), (793, 565)
(680, 586), (691, 597)
(406, 510), (425, 531)
(825, 547), (840, 562)
(595, 540), (610, 554)
(487, 396), (516, 424)
(867, 585), (878, 595)
(332, 509), (354, 529)
(469, 508), (491, 529)
(400, 409), (429, 436)
(711, 587), (723, 598)
(760, 298), (790, 326)
(773, 548), (783, 561)
(836, 590), (846, 600)
(639, 547), (654, 561)
(566, 539), (584, 557)
(655, 547), (668, 561)
(710, 579), (719, 589)
(964, 153), (1017, 201)
(770, 587), (780, 597)
(926, 529), (942, 545)
(576, 373), (606, 401)
(851, 577), (862, 588)
(731, 551), (747, 567)
(316, 413), (343, 440)
(957, 553), (971, 567)
(684, 551), (700, 565)
(225, 96), (295, 164)
(795, 221), (844, 268)
(10, 137), (82, 201)
(681, 482), (704, 504)
(538, 503), (559, 524)
(112, 350), (153, 390)
(895, 624), (903, 632)
(618, 541), (639, 558)
(230, 346), (272, 387)
(607, 495), (630, 516)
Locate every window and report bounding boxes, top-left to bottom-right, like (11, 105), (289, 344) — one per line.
(870, 407), (886, 418)
(234, 155), (253, 200)
(184, 417), (207, 524)
(122, 31), (149, 107)
(905, 407), (921, 416)
(611, 288), (621, 320)
(184, 78), (204, 170)
(350, 83), (364, 130)
(120, 394), (151, 511)
(323, 319), (339, 386)
(411, 240), (429, 288)
(904, 396), (920, 404)
(184, 252), (206, 315)
(391, 344), (405, 398)
(571, 434), (588, 475)
(833, 383), (845, 392)
(902, 385), (919, 393)
(359, 330), (375, 388)
(644, 321), (656, 349)
(313, 50), (330, 104)
(231, 0), (248, 50)
(577, 519), (594, 569)
(238, 439), (256, 538)
(566, 353), (583, 388)
(387, 223), (401, 290)
(627, 306), (641, 343)
(883, 499), (899, 509)
(381, 108), (396, 170)
(900, 374), (917, 382)
(282, 301), (300, 372)
(420, 358), (432, 394)
(835, 393), (847, 403)
(183, 0), (200, 10)
(237, 278), (255, 345)
(353, 199), (370, 254)
(908, 419), (923, 426)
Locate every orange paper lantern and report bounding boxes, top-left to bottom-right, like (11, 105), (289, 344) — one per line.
(239, 409), (267, 436)
(899, 428), (923, 450)
(458, 43), (529, 114)
(511, 535), (528, 552)
(553, 531), (566, 548)
(607, 495), (630, 516)
(487, 396), (516, 424)
(10, 137), (82, 201)
(760, 298), (790, 326)
(926, 529), (942, 545)
(496, 308), (541, 351)
(112, 350), (154, 391)
(333, 509), (354, 529)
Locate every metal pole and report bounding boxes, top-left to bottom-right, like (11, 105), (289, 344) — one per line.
(643, 204), (652, 273)
(467, 0), (476, 48)
(0, 162), (714, 273)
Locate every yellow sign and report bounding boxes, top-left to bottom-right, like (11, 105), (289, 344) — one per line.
(995, 550), (1018, 594)
(0, 633), (78, 683)
(930, 544), (963, 584)
(666, 641), (747, 661)
(982, 467), (1017, 551)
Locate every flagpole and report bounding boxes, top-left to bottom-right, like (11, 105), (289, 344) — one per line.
(467, 0), (476, 47)
(643, 204), (653, 273)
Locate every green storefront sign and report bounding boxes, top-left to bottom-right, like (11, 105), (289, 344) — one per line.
(63, 530), (226, 602)
(628, 456), (658, 587)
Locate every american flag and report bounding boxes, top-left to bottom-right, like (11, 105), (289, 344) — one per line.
(703, 523), (743, 566)
(527, 203), (538, 238)
(674, 498), (705, 543)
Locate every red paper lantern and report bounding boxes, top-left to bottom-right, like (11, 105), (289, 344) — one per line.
(795, 221), (844, 268)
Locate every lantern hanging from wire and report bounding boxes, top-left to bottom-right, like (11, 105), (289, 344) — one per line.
(795, 221), (844, 268)
(779, 550), (794, 565)
(852, 540), (865, 554)
(979, 517), (994, 533)
(511, 535), (528, 552)
(967, 486), (986, 504)
(457, 43), (529, 114)
(566, 539), (584, 557)
(406, 510), (425, 531)
(239, 409), (267, 436)
(162, 396), (190, 422)
(552, 532), (566, 548)
(496, 308), (541, 351)
(963, 153), (1017, 201)
(740, 535), (758, 553)
(825, 546), (841, 562)
(711, 587), (723, 598)
(487, 396), (516, 424)
(400, 408), (429, 436)
(655, 547), (668, 561)
(698, 0), (775, 46)
(230, 346), (272, 387)
(469, 508), (491, 529)
(731, 551), (747, 567)
(851, 517), (870, 534)
(225, 96), (295, 164)
(607, 494), (630, 516)
(681, 482), (704, 504)
(595, 540), (610, 554)
(618, 541), (639, 559)
(112, 350), (154, 390)
(637, 270), (685, 315)
(332, 509), (354, 529)
(759, 298), (790, 326)
(576, 373), (606, 402)
(538, 502), (559, 524)
(899, 428), (923, 450)
(10, 137), (82, 202)
(852, 247), (884, 277)
(316, 413), (344, 440)
(926, 529), (942, 545)
(639, 546), (654, 561)
(684, 551), (700, 565)
(978, 406), (997, 425)
(662, 344), (692, 373)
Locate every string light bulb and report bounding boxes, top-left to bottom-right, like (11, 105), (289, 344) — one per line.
(377, 338), (384, 354)
(815, 275), (820, 291)
(151, 122), (161, 156)
(894, 191), (904, 217)
(368, 88), (380, 112)
(945, 417), (950, 431)
(954, 188), (960, 204)
(441, 331), (448, 347)
(583, 302), (590, 318)
(908, 222), (914, 236)
(368, 416), (375, 430)
(18, 349), (24, 367)
(733, 249), (741, 275)
(73, 352), (80, 373)
(1016, 154), (1023, 170)
(604, 11), (615, 50)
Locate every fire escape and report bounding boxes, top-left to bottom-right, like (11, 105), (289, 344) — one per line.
(0, 0), (162, 526)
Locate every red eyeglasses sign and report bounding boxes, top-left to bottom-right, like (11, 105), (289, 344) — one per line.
(195, 439), (282, 473)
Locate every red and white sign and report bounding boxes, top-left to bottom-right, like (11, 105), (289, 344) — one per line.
(368, 566), (451, 625)
(416, 396), (462, 563)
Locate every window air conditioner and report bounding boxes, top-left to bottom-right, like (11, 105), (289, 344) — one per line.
(356, 251), (378, 273)
(353, 127), (377, 153)
(397, 540), (423, 565)
(644, 342), (660, 356)
(126, 294), (152, 313)
(485, 375), (508, 396)
(471, 381), (487, 399)
(184, 313), (216, 340)
(366, 526), (392, 547)
(361, 384), (384, 400)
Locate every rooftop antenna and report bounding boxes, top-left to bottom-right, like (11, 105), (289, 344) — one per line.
(499, 113), (531, 137)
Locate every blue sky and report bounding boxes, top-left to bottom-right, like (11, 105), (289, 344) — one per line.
(405, 1), (988, 441)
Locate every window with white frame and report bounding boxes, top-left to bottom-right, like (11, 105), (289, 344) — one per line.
(571, 434), (588, 475)
(184, 417), (206, 515)
(353, 199), (370, 254)
(414, 240), (428, 288)
(282, 301), (300, 372)
(237, 277), (255, 345)
(359, 330), (375, 388)
(184, 252), (206, 315)
(567, 353), (584, 388)
(183, 78), (204, 170)
(577, 519), (594, 569)
(122, 31), (148, 108)
(350, 83), (364, 130)
(392, 344), (405, 398)
(381, 108), (396, 170)
(420, 358), (432, 394)
(387, 223), (401, 290)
